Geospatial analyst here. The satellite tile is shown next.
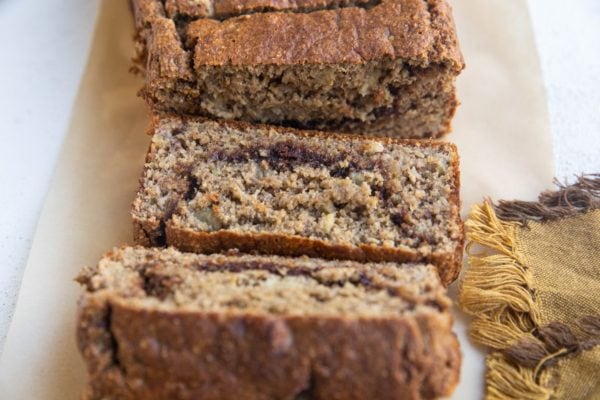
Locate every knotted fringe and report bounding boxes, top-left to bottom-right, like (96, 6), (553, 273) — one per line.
(460, 175), (600, 399)
(459, 202), (549, 399)
(494, 174), (600, 224)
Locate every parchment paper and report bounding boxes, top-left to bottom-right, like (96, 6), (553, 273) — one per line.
(0, 0), (553, 398)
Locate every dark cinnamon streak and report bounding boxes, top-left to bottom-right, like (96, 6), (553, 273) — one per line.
(136, 258), (443, 308)
(210, 140), (361, 172)
(187, 141), (445, 247)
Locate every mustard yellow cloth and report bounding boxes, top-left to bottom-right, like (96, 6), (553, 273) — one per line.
(460, 176), (600, 400)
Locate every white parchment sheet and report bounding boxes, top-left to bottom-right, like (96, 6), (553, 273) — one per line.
(0, 0), (553, 398)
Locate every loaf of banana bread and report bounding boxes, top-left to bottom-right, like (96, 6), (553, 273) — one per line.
(77, 246), (461, 400)
(131, 0), (464, 138)
(131, 116), (463, 285)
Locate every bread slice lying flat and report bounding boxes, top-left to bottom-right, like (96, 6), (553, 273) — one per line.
(132, 116), (463, 285)
(77, 246), (460, 400)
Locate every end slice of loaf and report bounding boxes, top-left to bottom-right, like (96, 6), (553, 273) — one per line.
(132, 116), (463, 285)
(77, 246), (460, 400)
(131, 0), (464, 138)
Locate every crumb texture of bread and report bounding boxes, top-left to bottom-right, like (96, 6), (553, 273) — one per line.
(77, 247), (461, 400)
(131, 117), (463, 285)
(131, 0), (464, 138)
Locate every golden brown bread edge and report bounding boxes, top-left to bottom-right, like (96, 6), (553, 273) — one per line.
(77, 248), (461, 400)
(130, 0), (464, 139)
(132, 115), (464, 287)
(131, 0), (464, 68)
(79, 304), (461, 399)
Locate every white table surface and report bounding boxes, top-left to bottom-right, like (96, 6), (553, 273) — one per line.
(0, 0), (598, 356)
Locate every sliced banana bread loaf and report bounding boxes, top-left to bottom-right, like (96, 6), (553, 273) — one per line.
(132, 116), (463, 285)
(131, 0), (464, 138)
(77, 246), (461, 400)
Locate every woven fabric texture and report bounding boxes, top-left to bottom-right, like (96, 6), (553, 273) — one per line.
(460, 175), (600, 399)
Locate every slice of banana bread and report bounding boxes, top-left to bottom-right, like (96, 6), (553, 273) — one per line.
(131, 0), (464, 138)
(132, 116), (463, 285)
(77, 246), (461, 400)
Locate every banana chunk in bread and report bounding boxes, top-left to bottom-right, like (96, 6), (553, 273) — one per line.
(131, 0), (464, 138)
(77, 246), (461, 400)
(132, 116), (463, 285)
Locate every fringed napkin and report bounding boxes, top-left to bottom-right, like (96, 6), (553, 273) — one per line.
(460, 175), (600, 399)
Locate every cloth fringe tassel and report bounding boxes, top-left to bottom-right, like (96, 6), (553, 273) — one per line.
(494, 174), (600, 224)
(459, 202), (550, 399)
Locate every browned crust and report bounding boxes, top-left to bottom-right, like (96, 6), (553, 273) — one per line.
(132, 0), (463, 68)
(130, 0), (464, 138)
(189, 0), (463, 67)
(164, 0), (212, 19)
(131, 0), (165, 31)
(133, 215), (161, 247)
(130, 0), (463, 137)
(132, 115), (464, 286)
(166, 0), (377, 19)
(78, 294), (461, 400)
(446, 137), (464, 284)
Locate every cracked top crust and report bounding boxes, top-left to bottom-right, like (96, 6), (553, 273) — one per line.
(165, 0), (378, 19)
(133, 0), (464, 68)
